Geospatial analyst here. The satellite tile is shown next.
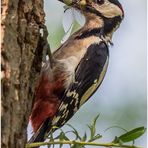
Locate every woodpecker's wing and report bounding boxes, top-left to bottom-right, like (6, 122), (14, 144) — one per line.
(51, 41), (109, 128)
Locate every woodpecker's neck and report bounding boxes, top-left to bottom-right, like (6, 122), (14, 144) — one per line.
(76, 12), (116, 44)
(84, 13), (104, 30)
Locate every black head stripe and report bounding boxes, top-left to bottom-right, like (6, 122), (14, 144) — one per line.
(75, 28), (102, 39)
(103, 16), (122, 34)
(108, 0), (122, 7)
(85, 6), (104, 18)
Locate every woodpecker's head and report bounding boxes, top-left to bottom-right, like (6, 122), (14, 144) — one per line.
(72, 0), (124, 36)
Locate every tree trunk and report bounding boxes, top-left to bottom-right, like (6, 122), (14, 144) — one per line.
(1, 0), (45, 147)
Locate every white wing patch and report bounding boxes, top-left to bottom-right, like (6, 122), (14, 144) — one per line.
(52, 102), (68, 125)
(67, 89), (79, 112)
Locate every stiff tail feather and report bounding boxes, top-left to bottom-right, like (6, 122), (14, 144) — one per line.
(28, 118), (51, 147)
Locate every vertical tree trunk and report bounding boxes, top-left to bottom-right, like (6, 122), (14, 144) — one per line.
(1, 0), (45, 147)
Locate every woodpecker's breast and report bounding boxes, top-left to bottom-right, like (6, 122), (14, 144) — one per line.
(53, 35), (103, 89)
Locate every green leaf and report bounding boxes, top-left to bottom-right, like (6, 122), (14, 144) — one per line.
(113, 127), (146, 143)
(57, 130), (70, 148)
(104, 126), (127, 133)
(113, 136), (124, 145)
(87, 114), (100, 140)
(82, 132), (87, 141)
(88, 134), (102, 142)
(87, 124), (93, 139)
(49, 131), (54, 142)
(66, 124), (82, 140)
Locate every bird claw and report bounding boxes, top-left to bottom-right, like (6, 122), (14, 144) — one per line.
(40, 24), (54, 68)
(40, 24), (49, 42)
(40, 24), (51, 63)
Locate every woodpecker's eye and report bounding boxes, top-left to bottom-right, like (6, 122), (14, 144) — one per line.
(95, 0), (105, 5)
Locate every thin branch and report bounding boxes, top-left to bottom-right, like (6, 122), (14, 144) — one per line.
(26, 140), (142, 148)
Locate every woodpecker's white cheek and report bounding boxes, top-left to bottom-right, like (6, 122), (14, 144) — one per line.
(96, 2), (122, 18)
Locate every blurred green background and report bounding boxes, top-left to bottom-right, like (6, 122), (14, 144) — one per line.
(30, 0), (147, 147)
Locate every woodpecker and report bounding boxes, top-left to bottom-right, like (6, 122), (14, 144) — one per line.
(29, 0), (124, 144)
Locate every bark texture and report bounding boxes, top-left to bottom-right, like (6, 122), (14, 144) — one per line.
(1, 0), (45, 147)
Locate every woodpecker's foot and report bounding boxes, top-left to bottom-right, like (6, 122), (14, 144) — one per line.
(40, 24), (54, 67)
(40, 24), (49, 42)
(40, 24), (51, 63)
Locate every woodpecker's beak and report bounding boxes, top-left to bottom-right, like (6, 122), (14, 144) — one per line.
(72, 0), (96, 15)
(61, 0), (87, 9)
(58, 0), (88, 10)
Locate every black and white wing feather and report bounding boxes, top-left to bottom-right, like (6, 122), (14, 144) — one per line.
(52, 41), (109, 128)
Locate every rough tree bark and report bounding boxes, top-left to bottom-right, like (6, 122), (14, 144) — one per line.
(1, 0), (46, 147)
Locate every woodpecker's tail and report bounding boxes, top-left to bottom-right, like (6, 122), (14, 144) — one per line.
(28, 118), (51, 148)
